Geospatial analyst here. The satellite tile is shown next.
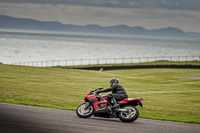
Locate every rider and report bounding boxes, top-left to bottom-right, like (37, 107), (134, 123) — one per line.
(97, 78), (128, 109)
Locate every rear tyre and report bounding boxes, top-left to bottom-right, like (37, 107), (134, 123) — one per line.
(118, 105), (139, 122)
(76, 102), (94, 118)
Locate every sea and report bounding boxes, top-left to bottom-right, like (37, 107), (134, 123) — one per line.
(0, 30), (200, 65)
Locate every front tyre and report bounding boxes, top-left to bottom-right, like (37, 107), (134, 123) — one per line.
(76, 102), (94, 118)
(118, 105), (139, 122)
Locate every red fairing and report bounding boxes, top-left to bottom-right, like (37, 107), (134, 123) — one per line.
(93, 99), (108, 110)
(102, 95), (108, 99)
(84, 92), (108, 110)
(84, 92), (96, 102)
(118, 98), (143, 104)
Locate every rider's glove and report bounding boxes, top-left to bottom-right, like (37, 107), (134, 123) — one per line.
(96, 90), (101, 95)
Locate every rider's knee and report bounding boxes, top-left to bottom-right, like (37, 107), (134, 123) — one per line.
(107, 94), (113, 100)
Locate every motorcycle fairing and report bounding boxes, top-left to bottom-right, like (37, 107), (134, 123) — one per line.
(85, 92), (109, 111)
(93, 99), (108, 110)
(118, 98), (143, 103)
(84, 92), (96, 102)
(118, 98), (143, 107)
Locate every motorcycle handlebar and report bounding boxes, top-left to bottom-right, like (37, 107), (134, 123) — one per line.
(91, 87), (104, 95)
(94, 87), (104, 91)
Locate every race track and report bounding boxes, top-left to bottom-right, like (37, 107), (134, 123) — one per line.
(0, 103), (199, 133)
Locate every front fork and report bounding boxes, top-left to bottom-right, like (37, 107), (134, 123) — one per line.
(84, 102), (91, 110)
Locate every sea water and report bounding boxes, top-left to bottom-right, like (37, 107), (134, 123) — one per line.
(0, 30), (200, 64)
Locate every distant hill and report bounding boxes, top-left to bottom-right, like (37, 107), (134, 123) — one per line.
(0, 15), (199, 38)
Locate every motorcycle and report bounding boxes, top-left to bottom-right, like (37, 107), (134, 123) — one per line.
(76, 87), (143, 122)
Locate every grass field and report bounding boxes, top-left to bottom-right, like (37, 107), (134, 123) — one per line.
(0, 64), (200, 124)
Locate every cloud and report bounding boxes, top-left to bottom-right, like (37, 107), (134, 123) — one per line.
(0, 1), (200, 32)
(1, 2), (200, 33)
(0, 0), (200, 11)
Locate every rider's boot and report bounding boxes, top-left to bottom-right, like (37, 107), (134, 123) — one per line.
(111, 98), (120, 110)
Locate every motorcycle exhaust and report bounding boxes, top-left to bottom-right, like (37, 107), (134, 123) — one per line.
(117, 109), (127, 112)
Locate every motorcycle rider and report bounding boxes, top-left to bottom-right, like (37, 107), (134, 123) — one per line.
(97, 78), (128, 109)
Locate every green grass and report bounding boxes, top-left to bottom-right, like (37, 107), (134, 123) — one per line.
(0, 64), (200, 124)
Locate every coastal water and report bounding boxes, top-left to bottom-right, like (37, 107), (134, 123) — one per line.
(0, 30), (200, 64)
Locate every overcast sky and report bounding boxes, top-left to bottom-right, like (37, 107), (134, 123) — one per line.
(0, 0), (200, 32)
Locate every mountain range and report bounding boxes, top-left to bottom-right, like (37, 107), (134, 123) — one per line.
(0, 15), (199, 38)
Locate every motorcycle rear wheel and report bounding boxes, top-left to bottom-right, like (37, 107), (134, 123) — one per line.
(76, 102), (94, 118)
(118, 105), (139, 122)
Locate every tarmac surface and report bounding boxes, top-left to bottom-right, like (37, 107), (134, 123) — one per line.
(0, 103), (199, 133)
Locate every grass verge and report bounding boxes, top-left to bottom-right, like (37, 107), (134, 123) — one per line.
(0, 64), (200, 124)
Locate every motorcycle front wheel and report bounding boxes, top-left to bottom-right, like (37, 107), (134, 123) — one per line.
(76, 102), (94, 118)
(118, 105), (139, 122)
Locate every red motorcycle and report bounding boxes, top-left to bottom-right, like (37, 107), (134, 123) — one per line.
(76, 88), (143, 122)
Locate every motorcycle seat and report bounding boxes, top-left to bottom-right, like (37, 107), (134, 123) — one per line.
(118, 98), (142, 103)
